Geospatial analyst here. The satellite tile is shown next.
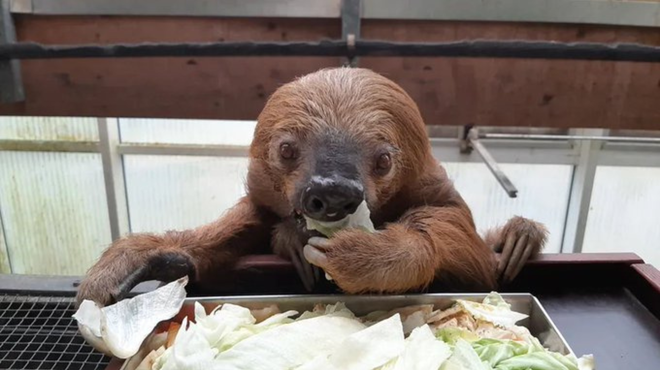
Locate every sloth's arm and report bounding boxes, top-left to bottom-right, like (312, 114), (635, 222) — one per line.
(305, 205), (499, 293)
(76, 197), (274, 306)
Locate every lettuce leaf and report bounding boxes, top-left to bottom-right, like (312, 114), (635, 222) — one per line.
(381, 324), (452, 370)
(211, 315), (366, 369)
(471, 338), (535, 367)
(436, 327), (481, 345)
(455, 299), (528, 328)
(577, 354), (595, 370)
(156, 317), (220, 370)
(296, 313), (405, 370)
(441, 339), (492, 370)
(494, 351), (579, 370)
(304, 200), (375, 237)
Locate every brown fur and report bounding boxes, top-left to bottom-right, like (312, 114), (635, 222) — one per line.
(77, 67), (546, 306)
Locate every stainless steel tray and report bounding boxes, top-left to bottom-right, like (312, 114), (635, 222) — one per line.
(121, 293), (574, 369)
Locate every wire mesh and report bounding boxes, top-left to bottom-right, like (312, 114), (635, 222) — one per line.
(0, 294), (111, 370)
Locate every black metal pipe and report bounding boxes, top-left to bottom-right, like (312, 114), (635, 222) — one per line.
(1, 39), (660, 62)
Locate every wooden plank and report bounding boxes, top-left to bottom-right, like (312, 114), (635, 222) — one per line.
(1, 16), (659, 131)
(233, 252), (646, 271)
(627, 263), (660, 321)
(632, 263), (660, 295)
(526, 252), (644, 265)
(360, 19), (660, 130)
(0, 16), (342, 120)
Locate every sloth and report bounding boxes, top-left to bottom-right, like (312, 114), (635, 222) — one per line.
(76, 67), (547, 307)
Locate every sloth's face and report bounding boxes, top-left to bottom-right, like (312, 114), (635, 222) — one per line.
(268, 126), (399, 223)
(247, 67), (430, 221)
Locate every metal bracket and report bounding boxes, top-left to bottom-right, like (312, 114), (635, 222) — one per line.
(461, 126), (519, 198)
(0, 0), (24, 103)
(341, 0), (361, 67)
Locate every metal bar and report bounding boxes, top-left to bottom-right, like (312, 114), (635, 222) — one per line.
(10, 0), (341, 18)
(2, 39), (660, 62)
(2, 137), (660, 167)
(0, 139), (98, 152)
(469, 138), (519, 198)
(9, 0), (660, 28)
(117, 142), (249, 157)
(0, 200), (11, 273)
(341, 0), (361, 67)
(98, 118), (130, 241)
(0, 0), (24, 103)
(482, 133), (660, 143)
(363, 0), (660, 28)
(561, 129), (604, 253)
(0, 274), (159, 295)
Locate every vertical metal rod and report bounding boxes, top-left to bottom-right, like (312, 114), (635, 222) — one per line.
(470, 139), (519, 198)
(561, 128), (604, 253)
(341, 0), (361, 67)
(98, 118), (130, 241)
(0, 0), (25, 103)
(0, 203), (12, 273)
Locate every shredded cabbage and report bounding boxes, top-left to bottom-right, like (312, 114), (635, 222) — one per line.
(381, 324), (452, 370)
(133, 293), (595, 370)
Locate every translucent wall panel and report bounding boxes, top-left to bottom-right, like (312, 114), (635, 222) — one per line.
(0, 152), (112, 275)
(443, 163), (573, 253)
(583, 166), (660, 267)
(0, 116), (98, 141)
(124, 155), (250, 233)
(119, 118), (256, 145)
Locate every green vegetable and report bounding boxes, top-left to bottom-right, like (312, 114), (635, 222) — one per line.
(440, 339), (491, 370)
(435, 327), (481, 345)
(472, 339), (535, 367)
(304, 200), (375, 237)
(494, 351), (579, 370)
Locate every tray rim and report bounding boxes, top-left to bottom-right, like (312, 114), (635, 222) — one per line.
(118, 291), (577, 369)
(176, 291), (574, 355)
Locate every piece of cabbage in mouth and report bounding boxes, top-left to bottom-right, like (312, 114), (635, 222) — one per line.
(303, 200), (376, 280)
(304, 200), (376, 237)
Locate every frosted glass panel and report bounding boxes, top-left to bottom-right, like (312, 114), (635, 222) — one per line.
(0, 152), (111, 275)
(124, 155), (249, 233)
(119, 118), (256, 145)
(0, 116), (98, 141)
(442, 163), (573, 253)
(583, 166), (660, 267)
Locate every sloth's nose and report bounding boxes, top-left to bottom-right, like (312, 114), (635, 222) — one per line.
(303, 177), (364, 221)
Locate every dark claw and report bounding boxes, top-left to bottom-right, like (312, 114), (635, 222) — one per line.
(502, 234), (528, 283)
(146, 252), (195, 282)
(508, 241), (535, 283)
(313, 264), (322, 283)
(291, 246), (317, 292)
(112, 252), (195, 303)
(497, 232), (517, 275)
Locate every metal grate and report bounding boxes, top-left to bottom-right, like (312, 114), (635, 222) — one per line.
(0, 294), (111, 370)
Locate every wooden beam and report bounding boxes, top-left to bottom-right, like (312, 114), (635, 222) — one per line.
(0, 16), (659, 131)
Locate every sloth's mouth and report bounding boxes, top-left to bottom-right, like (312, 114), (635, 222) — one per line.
(292, 209), (324, 238)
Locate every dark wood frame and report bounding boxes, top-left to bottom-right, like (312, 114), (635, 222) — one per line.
(1, 15), (659, 131)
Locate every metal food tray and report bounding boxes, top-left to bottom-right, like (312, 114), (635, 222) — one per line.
(120, 293), (574, 370)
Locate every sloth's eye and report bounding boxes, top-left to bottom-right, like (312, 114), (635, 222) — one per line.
(280, 143), (297, 160)
(375, 153), (392, 174)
